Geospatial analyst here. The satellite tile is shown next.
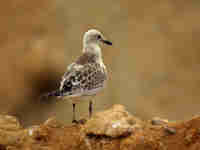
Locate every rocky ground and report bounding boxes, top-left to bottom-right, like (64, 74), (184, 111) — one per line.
(0, 104), (199, 150)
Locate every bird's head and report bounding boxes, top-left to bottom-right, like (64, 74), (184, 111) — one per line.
(83, 29), (112, 47)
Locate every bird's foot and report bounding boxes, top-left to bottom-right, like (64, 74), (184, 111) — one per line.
(72, 119), (87, 124)
(78, 118), (87, 124)
(72, 119), (79, 124)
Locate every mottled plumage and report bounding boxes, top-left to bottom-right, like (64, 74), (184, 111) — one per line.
(59, 53), (107, 98)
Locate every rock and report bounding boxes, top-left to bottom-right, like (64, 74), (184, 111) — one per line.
(0, 115), (21, 131)
(0, 115), (23, 145)
(82, 104), (142, 138)
(44, 117), (63, 128)
(150, 117), (169, 126)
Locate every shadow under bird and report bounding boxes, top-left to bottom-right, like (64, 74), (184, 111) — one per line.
(42, 29), (112, 123)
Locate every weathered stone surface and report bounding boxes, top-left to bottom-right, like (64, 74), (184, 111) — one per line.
(83, 104), (143, 137)
(0, 105), (200, 150)
(0, 115), (22, 145)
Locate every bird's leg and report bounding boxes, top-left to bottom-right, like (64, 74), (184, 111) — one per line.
(89, 100), (93, 118)
(72, 103), (78, 123)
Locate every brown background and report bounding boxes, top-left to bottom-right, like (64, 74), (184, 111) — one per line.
(0, 0), (200, 126)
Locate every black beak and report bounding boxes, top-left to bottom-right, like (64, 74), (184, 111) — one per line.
(102, 40), (112, 46)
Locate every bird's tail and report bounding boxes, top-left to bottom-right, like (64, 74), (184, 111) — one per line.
(40, 89), (64, 100)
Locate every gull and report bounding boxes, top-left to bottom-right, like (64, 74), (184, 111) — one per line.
(43, 29), (112, 123)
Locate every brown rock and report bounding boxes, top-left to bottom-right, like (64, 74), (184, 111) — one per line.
(82, 104), (142, 138)
(0, 115), (23, 145)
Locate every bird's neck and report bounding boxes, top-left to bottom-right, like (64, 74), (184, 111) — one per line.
(83, 43), (102, 60)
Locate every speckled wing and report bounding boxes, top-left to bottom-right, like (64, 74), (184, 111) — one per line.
(59, 53), (107, 97)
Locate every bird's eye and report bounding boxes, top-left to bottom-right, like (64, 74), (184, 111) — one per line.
(97, 35), (101, 39)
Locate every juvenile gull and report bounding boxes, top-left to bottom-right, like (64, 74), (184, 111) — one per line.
(44, 29), (112, 123)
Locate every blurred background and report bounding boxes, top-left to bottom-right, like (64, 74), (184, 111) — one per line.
(1, 0), (200, 126)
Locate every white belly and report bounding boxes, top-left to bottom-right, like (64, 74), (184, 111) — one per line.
(62, 86), (104, 104)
